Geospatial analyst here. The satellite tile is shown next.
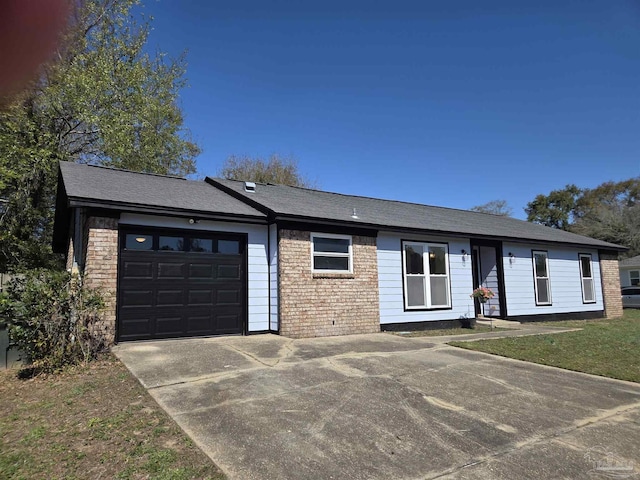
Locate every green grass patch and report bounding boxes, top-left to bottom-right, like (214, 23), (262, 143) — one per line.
(450, 310), (640, 383)
(0, 355), (225, 480)
(391, 325), (512, 337)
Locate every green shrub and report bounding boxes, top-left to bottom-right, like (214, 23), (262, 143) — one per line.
(0, 269), (106, 373)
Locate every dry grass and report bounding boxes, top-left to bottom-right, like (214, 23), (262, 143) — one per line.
(0, 355), (225, 480)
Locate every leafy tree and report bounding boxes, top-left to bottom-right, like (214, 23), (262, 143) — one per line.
(526, 179), (640, 257)
(470, 199), (513, 216)
(525, 184), (582, 229)
(0, 0), (199, 272)
(219, 154), (315, 188)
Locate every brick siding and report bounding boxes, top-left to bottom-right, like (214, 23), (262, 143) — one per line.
(599, 251), (623, 319)
(83, 216), (119, 344)
(278, 229), (380, 338)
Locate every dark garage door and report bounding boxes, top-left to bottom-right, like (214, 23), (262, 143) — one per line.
(117, 228), (247, 341)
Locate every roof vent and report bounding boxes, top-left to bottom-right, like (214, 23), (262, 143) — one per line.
(351, 207), (359, 219)
(244, 181), (256, 193)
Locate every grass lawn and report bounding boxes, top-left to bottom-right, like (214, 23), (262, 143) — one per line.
(450, 309), (640, 383)
(391, 325), (512, 337)
(0, 355), (225, 480)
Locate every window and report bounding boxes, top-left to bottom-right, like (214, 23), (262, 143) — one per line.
(125, 234), (152, 250)
(159, 236), (184, 251)
(630, 270), (640, 286)
(532, 251), (552, 305)
(190, 238), (213, 253)
(402, 241), (451, 309)
(218, 239), (240, 255)
(579, 254), (596, 303)
(311, 233), (352, 272)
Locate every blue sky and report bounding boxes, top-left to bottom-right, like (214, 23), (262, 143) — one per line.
(140, 0), (640, 219)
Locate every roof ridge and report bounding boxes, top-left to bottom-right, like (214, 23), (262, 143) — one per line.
(85, 163), (187, 180)
(214, 177), (526, 221)
(212, 178), (622, 246)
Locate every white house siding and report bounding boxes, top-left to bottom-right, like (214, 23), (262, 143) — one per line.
(377, 232), (475, 325)
(269, 223), (278, 331)
(620, 267), (640, 287)
(502, 243), (603, 316)
(119, 213), (270, 332)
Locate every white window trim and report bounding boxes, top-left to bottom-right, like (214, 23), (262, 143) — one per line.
(402, 241), (451, 310)
(532, 250), (552, 306)
(579, 254), (596, 304)
(310, 232), (353, 273)
(630, 270), (640, 286)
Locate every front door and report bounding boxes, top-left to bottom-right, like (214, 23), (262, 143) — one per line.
(470, 240), (507, 318)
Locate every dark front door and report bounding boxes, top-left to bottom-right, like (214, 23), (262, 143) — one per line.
(117, 228), (247, 341)
(470, 240), (507, 319)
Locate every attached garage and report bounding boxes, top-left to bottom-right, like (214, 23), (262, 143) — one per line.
(117, 227), (247, 341)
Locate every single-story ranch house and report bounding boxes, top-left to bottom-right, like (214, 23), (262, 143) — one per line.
(53, 162), (625, 343)
(619, 255), (640, 287)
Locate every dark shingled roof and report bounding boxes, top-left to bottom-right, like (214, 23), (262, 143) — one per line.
(207, 178), (626, 251)
(58, 162), (266, 219)
(620, 255), (640, 267)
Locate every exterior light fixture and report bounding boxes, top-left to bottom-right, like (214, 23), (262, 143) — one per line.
(461, 249), (467, 260)
(509, 252), (515, 264)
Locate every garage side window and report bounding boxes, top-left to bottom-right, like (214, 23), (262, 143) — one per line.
(532, 250), (552, 306)
(579, 254), (595, 303)
(190, 238), (213, 253)
(159, 236), (185, 251)
(402, 241), (451, 310)
(125, 234), (153, 250)
(311, 233), (352, 273)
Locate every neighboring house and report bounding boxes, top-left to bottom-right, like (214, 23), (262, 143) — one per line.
(52, 162), (626, 343)
(619, 255), (640, 287)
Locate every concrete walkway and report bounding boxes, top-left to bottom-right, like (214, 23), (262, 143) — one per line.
(113, 329), (640, 480)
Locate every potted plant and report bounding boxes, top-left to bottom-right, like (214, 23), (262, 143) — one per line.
(471, 287), (495, 304)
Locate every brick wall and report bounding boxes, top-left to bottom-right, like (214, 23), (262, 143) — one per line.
(599, 251), (623, 319)
(83, 216), (119, 344)
(278, 229), (380, 338)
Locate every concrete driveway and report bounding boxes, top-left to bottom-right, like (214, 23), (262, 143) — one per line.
(113, 332), (640, 480)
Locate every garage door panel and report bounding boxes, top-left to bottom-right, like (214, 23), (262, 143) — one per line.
(121, 290), (154, 307)
(188, 289), (214, 305)
(187, 315), (213, 334)
(217, 289), (241, 305)
(118, 230), (246, 341)
(155, 316), (184, 335)
(217, 264), (240, 280)
(157, 262), (186, 279)
(119, 317), (152, 339)
(157, 290), (184, 306)
(216, 313), (242, 332)
(122, 261), (153, 279)
(189, 263), (214, 279)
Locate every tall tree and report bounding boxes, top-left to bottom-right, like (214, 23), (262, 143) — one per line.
(0, 0), (200, 272)
(470, 199), (513, 216)
(526, 179), (640, 257)
(525, 184), (582, 229)
(219, 154), (315, 188)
